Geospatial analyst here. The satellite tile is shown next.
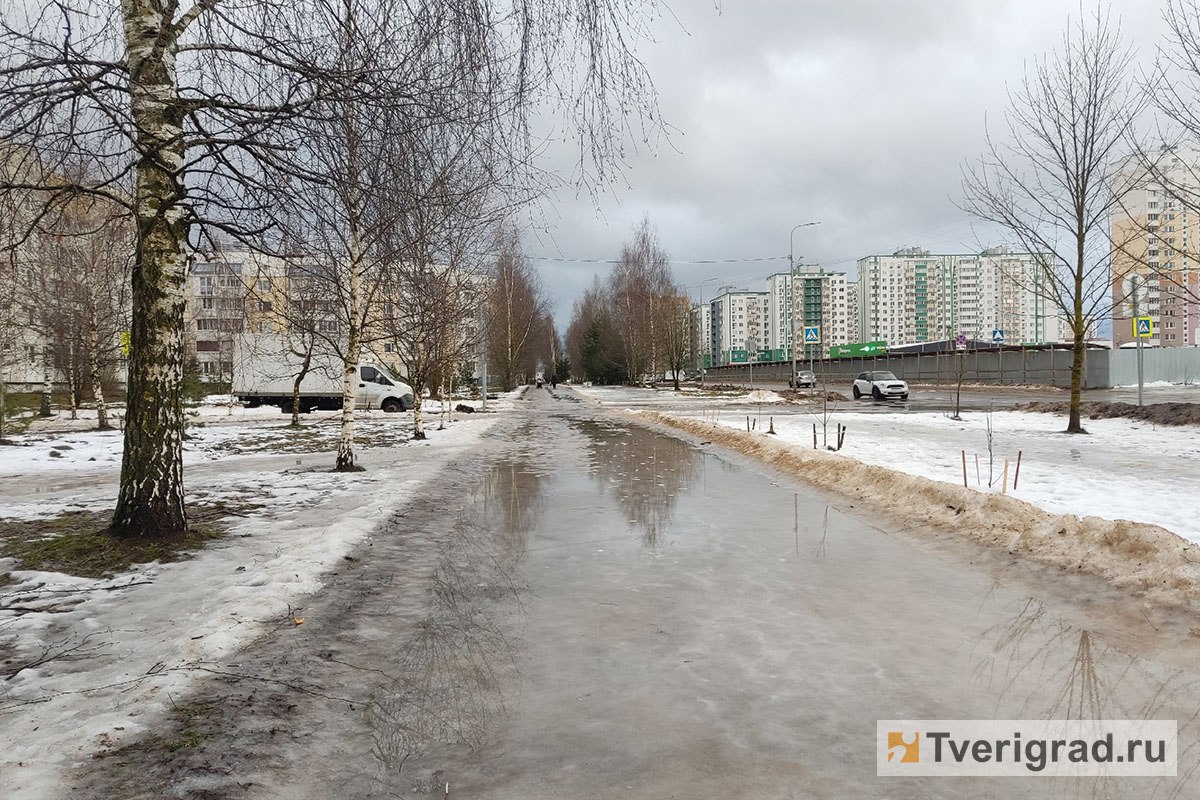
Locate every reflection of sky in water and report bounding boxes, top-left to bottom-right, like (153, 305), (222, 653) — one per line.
(575, 419), (701, 548)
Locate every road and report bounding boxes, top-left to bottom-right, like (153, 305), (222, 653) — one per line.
(744, 379), (1200, 414)
(77, 387), (1200, 798)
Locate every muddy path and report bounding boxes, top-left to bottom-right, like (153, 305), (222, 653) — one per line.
(75, 388), (1200, 798)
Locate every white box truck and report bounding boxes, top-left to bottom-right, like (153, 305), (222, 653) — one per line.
(231, 335), (414, 414)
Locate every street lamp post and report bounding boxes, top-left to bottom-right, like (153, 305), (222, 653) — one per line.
(789, 221), (821, 388)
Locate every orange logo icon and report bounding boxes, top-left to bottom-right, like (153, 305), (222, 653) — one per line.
(887, 731), (920, 763)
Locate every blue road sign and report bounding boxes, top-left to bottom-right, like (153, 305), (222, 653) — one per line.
(992, 329), (1005, 344)
(803, 326), (820, 343)
(1134, 317), (1153, 337)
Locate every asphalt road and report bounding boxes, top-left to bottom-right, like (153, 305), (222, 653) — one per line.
(78, 387), (1200, 798)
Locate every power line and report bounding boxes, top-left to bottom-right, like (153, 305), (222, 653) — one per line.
(531, 255), (789, 265)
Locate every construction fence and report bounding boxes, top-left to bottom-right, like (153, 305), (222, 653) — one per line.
(704, 345), (1200, 389)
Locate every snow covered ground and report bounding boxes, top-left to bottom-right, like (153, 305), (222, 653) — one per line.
(578, 385), (1200, 544)
(0, 396), (514, 799)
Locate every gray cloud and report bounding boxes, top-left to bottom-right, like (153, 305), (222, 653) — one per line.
(529, 0), (1167, 326)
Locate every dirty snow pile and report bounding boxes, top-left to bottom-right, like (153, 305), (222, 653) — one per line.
(0, 411), (503, 799)
(743, 389), (786, 404)
(691, 408), (1200, 544)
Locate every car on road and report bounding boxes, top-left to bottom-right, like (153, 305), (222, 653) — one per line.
(852, 370), (908, 401)
(789, 370), (817, 388)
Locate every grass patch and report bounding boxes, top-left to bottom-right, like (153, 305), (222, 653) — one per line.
(0, 506), (235, 579)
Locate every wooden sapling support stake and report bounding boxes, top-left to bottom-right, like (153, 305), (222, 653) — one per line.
(975, 453), (981, 486)
(746, 415), (750, 432)
(1013, 450), (1023, 490)
(1001, 459), (1009, 495)
(961, 450), (968, 488)
(768, 417), (776, 435)
(813, 424), (818, 449)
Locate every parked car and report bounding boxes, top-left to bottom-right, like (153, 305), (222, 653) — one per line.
(852, 370), (908, 401)
(789, 370), (817, 388)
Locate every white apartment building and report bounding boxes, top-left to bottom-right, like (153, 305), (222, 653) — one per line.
(690, 302), (713, 369)
(707, 287), (769, 365)
(1111, 145), (1200, 348)
(764, 269), (855, 358)
(856, 247), (1063, 346)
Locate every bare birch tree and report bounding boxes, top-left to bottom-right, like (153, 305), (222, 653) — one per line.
(962, 11), (1144, 433)
(661, 293), (692, 390)
(1, 0), (661, 531)
(608, 217), (672, 384)
(487, 229), (549, 391)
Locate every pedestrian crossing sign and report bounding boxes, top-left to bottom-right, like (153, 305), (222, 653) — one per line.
(803, 326), (820, 343)
(1133, 316), (1153, 338)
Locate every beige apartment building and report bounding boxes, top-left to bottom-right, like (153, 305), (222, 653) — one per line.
(1111, 146), (1200, 348)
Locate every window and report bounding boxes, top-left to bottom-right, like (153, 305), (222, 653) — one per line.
(196, 318), (218, 331)
(196, 340), (220, 352)
(258, 301), (273, 312)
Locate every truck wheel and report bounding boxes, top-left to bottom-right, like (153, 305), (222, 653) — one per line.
(382, 398), (402, 414)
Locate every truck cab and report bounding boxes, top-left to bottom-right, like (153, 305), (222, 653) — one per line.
(357, 364), (414, 413)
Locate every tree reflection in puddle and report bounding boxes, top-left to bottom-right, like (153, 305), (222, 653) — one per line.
(366, 456), (543, 783)
(574, 418), (702, 549)
(972, 595), (1200, 797)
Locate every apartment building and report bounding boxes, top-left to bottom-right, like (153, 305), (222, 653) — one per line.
(707, 287), (769, 365)
(690, 302), (713, 369)
(1111, 146), (1200, 348)
(185, 246), (291, 382)
(856, 246), (1063, 346)
(763, 269), (855, 358)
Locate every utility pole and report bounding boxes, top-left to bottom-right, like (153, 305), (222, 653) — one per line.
(789, 221), (820, 388)
(1133, 274), (1144, 407)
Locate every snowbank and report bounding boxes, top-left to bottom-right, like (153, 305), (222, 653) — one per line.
(0, 414), (501, 799)
(634, 411), (1200, 611)
(742, 389), (785, 404)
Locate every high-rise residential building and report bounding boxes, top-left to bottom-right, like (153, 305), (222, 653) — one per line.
(856, 246), (1063, 346)
(764, 269), (855, 359)
(690, 302), (713, 369)
(1111, 146), (1200, 348)
(707, 287), (769, 365)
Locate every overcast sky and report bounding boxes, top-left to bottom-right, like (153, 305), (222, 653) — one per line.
(527, 0), (1168, 329)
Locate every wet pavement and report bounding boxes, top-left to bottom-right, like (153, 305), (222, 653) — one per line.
(78, 386), (1200, 798)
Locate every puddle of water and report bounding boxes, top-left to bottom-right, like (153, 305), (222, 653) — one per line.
(371, 414), (1200, 798)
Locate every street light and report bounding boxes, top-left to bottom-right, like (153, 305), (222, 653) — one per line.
(789, 221), (821, 388)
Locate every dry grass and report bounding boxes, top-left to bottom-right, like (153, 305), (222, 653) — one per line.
(636, 410), (1200, 611)
(0, 506), (238, 578)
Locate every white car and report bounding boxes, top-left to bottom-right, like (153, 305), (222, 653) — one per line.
(852, 370), (909, 401)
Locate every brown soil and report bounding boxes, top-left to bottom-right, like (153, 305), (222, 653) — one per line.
(1013, 401), (1200, 427)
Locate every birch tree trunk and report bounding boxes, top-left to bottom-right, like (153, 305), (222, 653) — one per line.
(111, 0), (189, 536)
(336, 234), (363, 471)
(412, 391), (426, 439)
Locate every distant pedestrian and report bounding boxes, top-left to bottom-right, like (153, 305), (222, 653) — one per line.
(551, 375), (558, 389)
